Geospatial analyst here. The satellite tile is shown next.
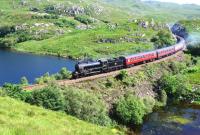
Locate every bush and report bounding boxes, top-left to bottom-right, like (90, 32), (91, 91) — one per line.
(2, 83), (27, 101)
(169, 61), (187, 74)
(35, 72), (55, 84)
(151, 30), (176, 49)
(63, 87), (111, 126)
(159, 74), (192, 101)
(74, 15), (93, 25)
(55, 19), (76, 28)
(59, 67), (72, 79)
(0, 37), (17, 48)
(0, 25), (15, 37)
(143, 97), (155, 114)
(26, 86), (64, 111)
(156, 90), (168, 106)
(115, 95), (146, 125)
(116, 70), (128, 81)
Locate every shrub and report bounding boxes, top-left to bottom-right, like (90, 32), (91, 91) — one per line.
(0, 37), (17, 48)
(0, 25), (15, 37)
(156, 90), (168, 106)
(116, 70), (128, 81)
(26, 86), (64, 111)
(169, 61), (187, 74)
(59, 67), (72, 79)
(55, 19), (76, 28)
(115, 95), (146, 125)
(75, 15), (93, 25)
(2, 83), (27, 101)
(143, 97), (156, 114)
(63, 87), (111, 126)
(151, 30), (176, 49)
(159, 74), (192, 101)
(35, 72), (55, 84)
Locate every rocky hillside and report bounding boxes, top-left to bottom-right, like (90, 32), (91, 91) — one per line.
(0, 0), (178, 59)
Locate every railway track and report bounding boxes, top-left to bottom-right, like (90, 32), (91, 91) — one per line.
(23, 51), (184, 91)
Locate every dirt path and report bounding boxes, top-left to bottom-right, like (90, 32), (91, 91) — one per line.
(23, 51), (183, 90)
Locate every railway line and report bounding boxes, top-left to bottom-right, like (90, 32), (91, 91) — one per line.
(23, 51), (184, 91)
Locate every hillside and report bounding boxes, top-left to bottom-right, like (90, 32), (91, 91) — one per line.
(0, 0), (178, 59)
(0, 96), (121, 135)
(103, 0), (200, 22)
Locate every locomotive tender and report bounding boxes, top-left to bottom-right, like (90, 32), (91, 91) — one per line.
(72, 36), (186, 78)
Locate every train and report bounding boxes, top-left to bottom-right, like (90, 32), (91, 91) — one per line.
(72, 36), (186, 79)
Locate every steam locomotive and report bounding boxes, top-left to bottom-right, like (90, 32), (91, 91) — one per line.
(72, 36), (186, 79)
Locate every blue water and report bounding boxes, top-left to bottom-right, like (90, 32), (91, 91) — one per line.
(0, 50), (76, 86)
(134, 105), (200, 135)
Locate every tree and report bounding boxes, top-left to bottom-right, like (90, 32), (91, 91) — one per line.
(151, 30), (176, 49)
(26, 86), (64, 111)
(2, 83), (27, 101)
(63, 87), (111, 126)
(59, 67), (72, 79)
(115, 95), (146, 125)
(159, 74), (192, 101)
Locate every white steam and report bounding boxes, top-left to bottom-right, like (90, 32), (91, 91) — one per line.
(187, 32), (200, 46)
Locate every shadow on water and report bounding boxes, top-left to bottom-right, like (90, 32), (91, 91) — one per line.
(0, 49), (76, 86)
(128, 104), (200, 135)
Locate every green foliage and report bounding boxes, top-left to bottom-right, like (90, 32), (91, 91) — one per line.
(55, 19), (76, 28)
(143, 97), (156, 114)
(35, 72), (55, 84)
(0, 37), (17, 48)
(0, 25), (15, 37)
(151, 30), (176, 49)
(35, 68), (72, 84)
(0, 97), (119, 135)
(116, 70), (135, 86)
(105, 78), (115, 88)
(20, 76), (29, 85)
(169, 61), (187, 75)
(57, 67), (72, 79)
(1, 83), (27, 101)
(75, 15), (93, 25)
(159, 74), (192, 101)
(63, 87), (111, 126)
(116, 70), (128, 81)
(115, 95), (146, 125)
(185, 89), (200, 103)
(26, 86), (64, 111)
(156, 90), (168, 106)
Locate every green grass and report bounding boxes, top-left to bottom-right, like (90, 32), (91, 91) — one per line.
(14, 25), (156, 59)
(1, 0), (197, 59)
(0, 96), (122, 135)
(165, 115), (192, 125)
(186, 72), (200, 85)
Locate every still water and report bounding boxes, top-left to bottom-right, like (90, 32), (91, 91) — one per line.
(134, 104), (200, 135)
(0, 49), (76, 86)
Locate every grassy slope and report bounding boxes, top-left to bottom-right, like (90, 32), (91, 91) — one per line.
(15, 24), (155, 59)
(0, 96), (121, 135)
(1, 0), (200, 59)
(0, 0), (178, 59)
(103, 0), (200, 22)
